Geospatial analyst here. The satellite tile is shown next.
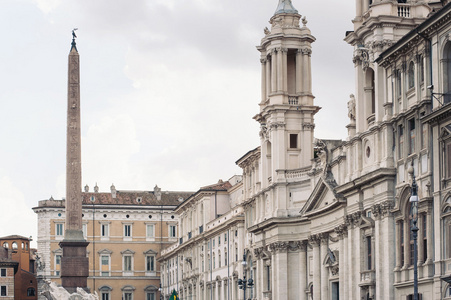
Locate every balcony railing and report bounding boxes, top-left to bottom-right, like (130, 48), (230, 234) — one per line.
(397, 5), (410, 17)
(288, 96), (298, 105)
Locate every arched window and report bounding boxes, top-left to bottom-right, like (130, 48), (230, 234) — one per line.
(2, 242), (8, 249)
(419, 55), (424, 83)
(27, 288), (35, 296)
(365, 68), (375, 124)
(408, 61), (415, 89)
(11, 242), (17, 250)
(443, 42), (451, 103)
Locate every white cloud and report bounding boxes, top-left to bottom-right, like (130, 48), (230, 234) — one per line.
(32, 0), (61, 14)
(0, 176), (37, 247)
(81, 114), (141, 191)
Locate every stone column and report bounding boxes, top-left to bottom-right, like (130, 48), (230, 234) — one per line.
(266, 54), (272, 97)
(345, 215), (354, 300)
(271, 49), (277, 93)
(302, 48), (309, 95)
(277, 47), (283, 92)
(320, 233), (329, 300)
(373, 205), (383, 299)
(269, 242), (288, 300)
(261, 58), (267, 103)
(380, 202), (395, 300)
(426, 209), (433, 264)
(254, 248), (264, 300)
(299, 241), (307, 300)
(296, 48), (303, 94)
(282, 48), (288, 92)
(335, 225), (347, 300)
(309, 235), (321, 300)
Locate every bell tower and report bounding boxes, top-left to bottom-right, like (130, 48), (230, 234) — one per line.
(345, 0), (432, 134)
(255, 0), (319, 192)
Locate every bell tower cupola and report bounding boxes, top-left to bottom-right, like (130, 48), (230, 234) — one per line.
(255, 0), (320, 188)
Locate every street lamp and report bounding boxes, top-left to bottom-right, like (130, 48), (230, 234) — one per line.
(410, 175), (419, 300)
(237, 250), (254, 300)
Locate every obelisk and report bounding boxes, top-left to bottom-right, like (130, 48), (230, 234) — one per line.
(59, 30), (90, 293)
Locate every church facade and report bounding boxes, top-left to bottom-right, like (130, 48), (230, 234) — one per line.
(159, 0), (451, 299)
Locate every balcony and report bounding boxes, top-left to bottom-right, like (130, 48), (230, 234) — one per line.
(359, 270), (375, 287)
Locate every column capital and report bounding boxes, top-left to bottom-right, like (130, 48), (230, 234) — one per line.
(300, 47), (312, 56)
(380, 200), (393, 218)
(268, 241), (289, 253)
(334, 224), (348, 238)
(260, 58), (267, 64)
(371, 203), (381, 220)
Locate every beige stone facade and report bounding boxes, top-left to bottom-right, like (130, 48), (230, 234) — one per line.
(33, 185), (192, 300)
(159, 1), (451, 300)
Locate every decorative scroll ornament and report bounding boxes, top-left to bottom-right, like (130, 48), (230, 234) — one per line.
(353, 47), (370, 70)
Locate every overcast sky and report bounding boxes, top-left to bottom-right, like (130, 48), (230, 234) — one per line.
(0, 0), (355, 246)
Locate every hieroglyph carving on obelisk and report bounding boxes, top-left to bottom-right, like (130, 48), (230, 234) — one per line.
(65, 34), (83, 236)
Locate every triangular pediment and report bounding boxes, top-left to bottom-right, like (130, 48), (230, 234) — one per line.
(440, 125), (451, 140)
(300, 176), (344, 215)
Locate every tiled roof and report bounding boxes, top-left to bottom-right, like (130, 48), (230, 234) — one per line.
(0, 235), (31, 241)
(199, 180), (232, 191)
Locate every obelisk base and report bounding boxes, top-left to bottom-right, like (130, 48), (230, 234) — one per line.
(59, 233), (90, 294)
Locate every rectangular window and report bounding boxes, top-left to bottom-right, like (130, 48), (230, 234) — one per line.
(56, 223), (64, 236)
(266, 265), (271, 291)
(147, 224), (155, 238)
(124, 256), (132, 271)
(409, 118), (415, 155)
(101, 224), (109, 237)
(101, 255), (109, 266)
(423, 214), (427, 261)
(146, 256), (155, 272)
(147, 293), (155, 300)
(124, 225), (131, 237)
(101, 292), (109, 300)
(421, 123), (427, 149)
(124, 293), (132, 300)
(169, 225), (176, 238)
(0, 269), (6, 277)
(289, 134), (298, 149)
(399, 125), (404, 158)
(1, 286), (6, 296)
(224, 233), (227, 242)
(218, 236), (221, 245)
(213, 239), (215, 248)
(396, 69), (402, 98)
(56, 255), (61, 265)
